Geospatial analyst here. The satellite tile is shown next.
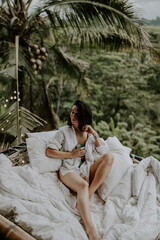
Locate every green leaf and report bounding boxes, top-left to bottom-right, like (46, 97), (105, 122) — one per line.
(29, 0), (150, 50)
(0, 66), (16, 79)
(10, 16), (19, 26)
(0, 102), (46, 141)
(52, 46), (90, 77)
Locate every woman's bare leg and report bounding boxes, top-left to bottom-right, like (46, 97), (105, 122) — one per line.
(59, 171), (99, 240)
(89, 153), (114, 199)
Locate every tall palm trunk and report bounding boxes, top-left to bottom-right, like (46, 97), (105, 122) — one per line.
(19, 67), (25, 106)
(15, 35), (21, 144)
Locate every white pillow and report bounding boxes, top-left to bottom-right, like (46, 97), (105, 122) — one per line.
(26, 130), (56, 139)
(105, 136), (131, 154)
(0, 154), (12, 169)
(26, 134), (62, 173)
(98, 136), (133, 201)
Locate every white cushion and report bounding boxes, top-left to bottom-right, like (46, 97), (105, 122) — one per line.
(0, 154), (12, 169)
(26, 131), (62, 173)
(105, 136), (131, 154)
(98, 136), (133, 201)
(26, 130), (56, 139)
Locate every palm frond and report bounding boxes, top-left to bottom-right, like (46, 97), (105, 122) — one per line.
(149, 47), (160, 62)
(0, 102), (46, 139)
(52, 45), (90, 77)
(0, 42), (37, 79)
(19, 46), (36, 77)
(6, 0), (15, 17)
(28, 0), (150, 50)
(69, 27), (149, 51)
(0, 66), (16, 78)
(26, 0), (33, 11)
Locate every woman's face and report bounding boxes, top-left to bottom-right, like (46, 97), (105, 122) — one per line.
(70, 105), (79, 128)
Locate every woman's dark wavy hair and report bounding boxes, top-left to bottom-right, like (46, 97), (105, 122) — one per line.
(68, 100), (92, 131)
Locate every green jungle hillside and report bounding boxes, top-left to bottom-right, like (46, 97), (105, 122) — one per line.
(0, 6), (160, 160)
(50, 49), (160, 159)
(38, 24), (160, 159)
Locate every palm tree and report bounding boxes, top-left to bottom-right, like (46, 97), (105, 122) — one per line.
(0, 0), (151, 144)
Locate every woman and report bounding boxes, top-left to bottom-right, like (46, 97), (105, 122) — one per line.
(46, 100), (114, 240)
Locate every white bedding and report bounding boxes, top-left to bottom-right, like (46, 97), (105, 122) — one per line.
(0, 153), (160, 240)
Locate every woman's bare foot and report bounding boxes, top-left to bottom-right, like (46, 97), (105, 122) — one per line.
(86, 226), (99, 240)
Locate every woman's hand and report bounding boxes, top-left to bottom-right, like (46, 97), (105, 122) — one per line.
(82, 125), (104, 147)
(71, 147), (86, 159)
(82, 125), (98, 137)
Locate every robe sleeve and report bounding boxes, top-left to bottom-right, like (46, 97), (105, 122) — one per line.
(47, 129), (64, 150)
(95, 138), (108, 155)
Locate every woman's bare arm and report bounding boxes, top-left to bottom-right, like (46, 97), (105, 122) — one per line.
(46, 148), (72, 159)
(46, 147), (86, 159)
(83, 125), (105, 147)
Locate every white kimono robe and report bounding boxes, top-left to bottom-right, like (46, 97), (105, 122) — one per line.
(47, 125), (107, 179)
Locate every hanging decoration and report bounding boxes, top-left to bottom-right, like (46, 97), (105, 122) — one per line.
(0, 36), (47, 145)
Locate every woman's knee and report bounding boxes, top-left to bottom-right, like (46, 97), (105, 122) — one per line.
(78, 180), (89, 191)
(102, 153), (114, 166)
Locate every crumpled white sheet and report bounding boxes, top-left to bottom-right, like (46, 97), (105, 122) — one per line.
(0, 153), (160, 240)
(102, 156), (160, 240)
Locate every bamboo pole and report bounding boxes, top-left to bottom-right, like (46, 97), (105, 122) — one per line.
(0, 214), (36, 240)
(15, 35), (21, 144)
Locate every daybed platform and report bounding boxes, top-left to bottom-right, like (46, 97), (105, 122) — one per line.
(0, 137), (160, 240)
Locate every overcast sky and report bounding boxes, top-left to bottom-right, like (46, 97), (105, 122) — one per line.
(29, 0), (160, 20)
(1, 0), (159, 20)
(130, 0), (160, 19)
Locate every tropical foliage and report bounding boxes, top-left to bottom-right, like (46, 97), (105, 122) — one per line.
(0, 0), (150, 99)
(0, 102), (46, 140)
(49, 43), (160, 159)
(1, 0), (159, 159)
